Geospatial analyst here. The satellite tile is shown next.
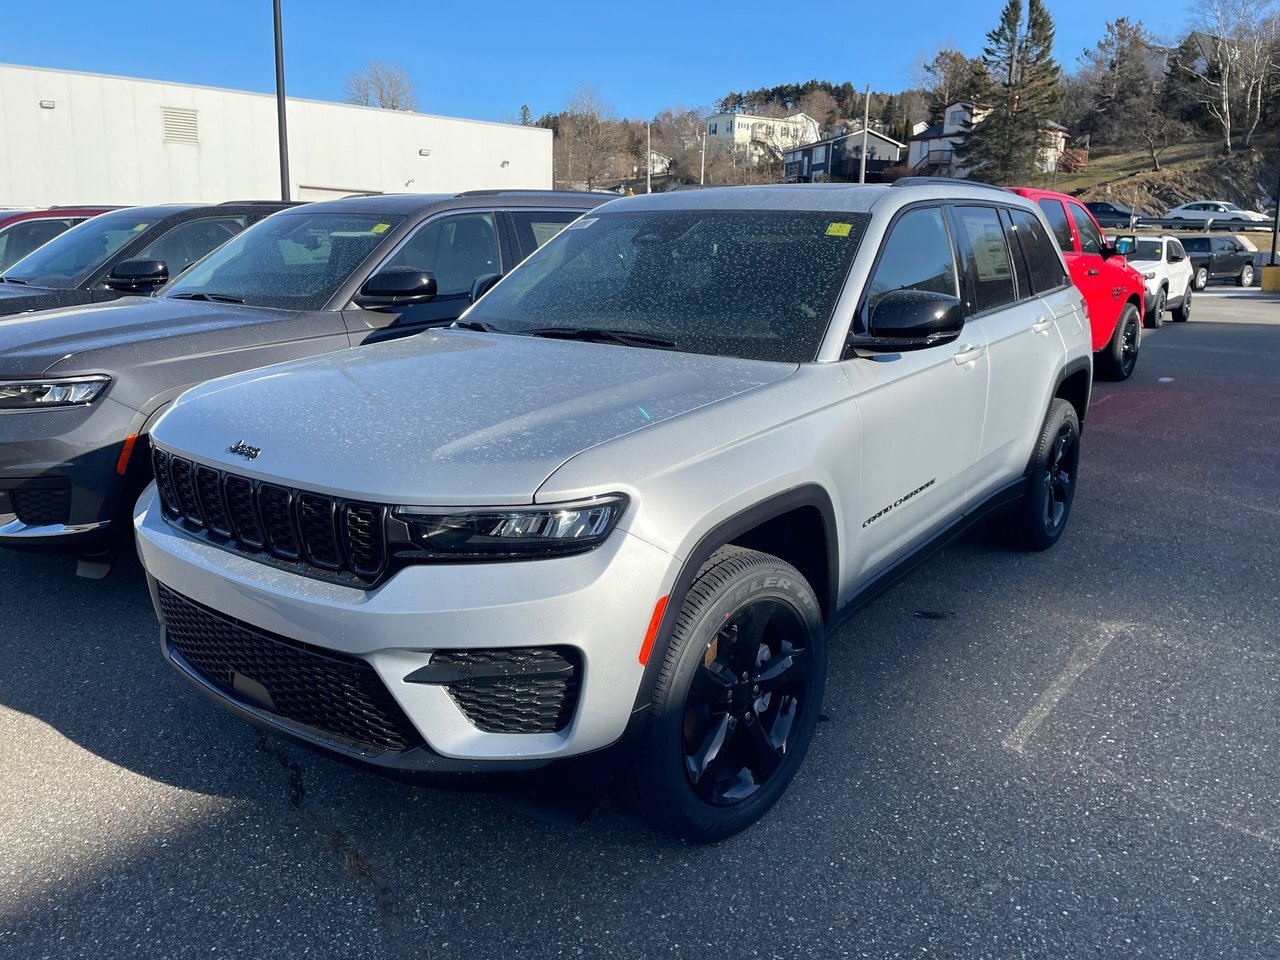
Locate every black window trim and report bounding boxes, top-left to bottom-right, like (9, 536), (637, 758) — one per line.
(500, 205), (595, 260)
(1004, 204), (1071, 297)
(946, 203), (1022, 318)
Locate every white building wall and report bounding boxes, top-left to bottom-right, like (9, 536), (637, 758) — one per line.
(0, 64), (553, 206)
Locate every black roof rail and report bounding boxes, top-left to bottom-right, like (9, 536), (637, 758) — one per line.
(217, 199), (302, 206)
(453, 189), (605, 198)
(47, 204), (125, 210)
(667, 183), (729, 191)
(891, 176), (1005, 191)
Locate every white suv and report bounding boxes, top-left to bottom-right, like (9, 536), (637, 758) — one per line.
(1126, 235), (1194, 328)
(135, 181), (1093, 841)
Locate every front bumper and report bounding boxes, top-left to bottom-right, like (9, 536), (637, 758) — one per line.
(0, 396), (139, 551)
(134, 486), (678, 771)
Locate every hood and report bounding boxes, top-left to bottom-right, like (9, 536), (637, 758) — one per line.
(0, 283), (93, 317)
(0, 296), (308, 378)
(155, 331), (798, 505)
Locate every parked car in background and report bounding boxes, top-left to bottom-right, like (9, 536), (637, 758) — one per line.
(1124, 236), (1194, 327)
(1007, 187), (1145, 380)
(135, 181), (1093, 842)
(0, 206), (122, 272)
(1165, 201), (1269, 225)
(1180, 236), (1256, 289)
(0, 190), (606, 574)
(0, 202), (291, 318)
(1084, 201), (1141, 230)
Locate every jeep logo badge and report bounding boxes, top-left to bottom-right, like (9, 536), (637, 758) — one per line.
(229, 439), (261, 461)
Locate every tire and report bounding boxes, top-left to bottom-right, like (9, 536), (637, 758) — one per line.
(1238, 263), (1255, 287)
(991, 398), (1081, 552)
(1095, 303), (1141, 381)
(1144, 288), (1165, 329)
(1172, 288), (1191, 322)
(1193, 267), (1209, 290)
(622, 546), (827, 843)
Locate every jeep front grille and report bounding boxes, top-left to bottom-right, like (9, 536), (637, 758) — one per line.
(152, 447), (388, 585)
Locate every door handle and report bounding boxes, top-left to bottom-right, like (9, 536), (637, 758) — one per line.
(1031, 317), (1054, 334)
(953, 344), (985, 365)
(1086, 268), (1100, 276)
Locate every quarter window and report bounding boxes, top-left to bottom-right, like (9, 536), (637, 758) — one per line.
(1067, 204), (1105, 256)
(952, 206), (1016, 313)
(1009, 209), (1069, 293)
(510, 210), (584, 258)
(1036, 199), (1074, 254)
(378, 212), (499, 298)
(865, 207), (958, 313)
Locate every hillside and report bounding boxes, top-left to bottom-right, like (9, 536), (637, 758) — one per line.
(1049, 138), (1279, 217)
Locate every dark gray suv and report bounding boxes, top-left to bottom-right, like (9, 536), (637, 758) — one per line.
(0, 190), (607, 574)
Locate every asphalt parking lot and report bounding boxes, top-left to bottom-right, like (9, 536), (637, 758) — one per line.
(2, 290), (1279, 960)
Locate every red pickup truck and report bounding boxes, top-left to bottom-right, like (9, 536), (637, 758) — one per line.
(1007, 188), (1146, 381)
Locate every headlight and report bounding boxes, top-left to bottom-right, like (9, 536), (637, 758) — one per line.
(394, 494), (628, 560)
(0, 376), (110, 410)
(1143, 270), (1157, 280)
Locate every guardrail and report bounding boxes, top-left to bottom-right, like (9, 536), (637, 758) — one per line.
(1118, 217), (1278, 234)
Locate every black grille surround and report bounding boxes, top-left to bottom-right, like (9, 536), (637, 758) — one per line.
(428, 648), (582, 734)
(11, 486), (73, 527)
(157, 583), (423, 754)
(152, 447), (391, 588)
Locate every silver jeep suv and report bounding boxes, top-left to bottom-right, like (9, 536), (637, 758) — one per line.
(136, 180), (1092, 841)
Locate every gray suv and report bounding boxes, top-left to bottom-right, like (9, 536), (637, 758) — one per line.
(136, 181), (1093, 840)
(0, 190), (606, 573)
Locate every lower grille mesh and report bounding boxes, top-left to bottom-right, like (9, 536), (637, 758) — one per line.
(431, 648), (581, 734)
(11, 487), (72, 527)
(157, 584), (422, 753)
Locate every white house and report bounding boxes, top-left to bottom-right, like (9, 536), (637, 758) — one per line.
(0, 63), (553, 206)
(907, 99), (1069, 178)
(704, 111), (820, 162)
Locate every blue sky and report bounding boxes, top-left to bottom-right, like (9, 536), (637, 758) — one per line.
(5, 0), (1191, 121)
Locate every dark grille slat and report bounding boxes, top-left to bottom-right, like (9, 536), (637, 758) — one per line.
(158, 584), (421, 753)
(432, 648), (581, 733)
(258, 484), (300, 560)
(223, 475), (264, 548)
(298, 494), (341, 570)
(152, 449), (180, 517)
(195, 466), (232, 537)
(170, 458), (203, 524)
(343, 503), (386, 579)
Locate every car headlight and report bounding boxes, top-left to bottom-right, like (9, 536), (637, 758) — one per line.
(394, 494), (628, 560)
(1143, 270), (1157, 280)
(0, 375), (110, 410)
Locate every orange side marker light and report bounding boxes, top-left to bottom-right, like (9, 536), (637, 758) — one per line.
(637, 595), (669, 666)
(116, 434), (140, 476)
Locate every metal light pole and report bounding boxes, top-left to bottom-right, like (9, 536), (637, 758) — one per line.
(646, 121), (652, 194)
(1271, 161), (1279, 266)
(859, 83), (870, 185)
(700, 133), (706, 185)
(273, 0), (291, 202)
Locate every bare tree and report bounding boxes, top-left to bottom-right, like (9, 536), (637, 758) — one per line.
(1184, 0), (1280, 152)
(797, 90), (839, 131)
(915, 48), (984, 122)
(344, 60), (418, 111)
(1135, 110), (1193, 170)
(556, 85), (624, 189)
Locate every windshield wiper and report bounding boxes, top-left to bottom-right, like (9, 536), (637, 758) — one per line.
(0, 277), (28, 285)
(520, 326), (676, 349)
(418, 317), (500, 332)
(168, 292), (246, 304)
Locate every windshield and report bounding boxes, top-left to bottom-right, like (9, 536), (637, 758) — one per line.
(160, 212), (403, 310)
(1181, 238), (1210, 253)
(466, 209), (868, 363)
(1, 210), (160, 287)
(1133, 240), (1162, 262)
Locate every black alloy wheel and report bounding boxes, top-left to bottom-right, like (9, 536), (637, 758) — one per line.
(1145, 289), (1165, 329)
(990, 397), (1081, 551)
(682, 600), (810, 806)
(1042, 418), (1079, 536)
(1119, 311), (1140, 378)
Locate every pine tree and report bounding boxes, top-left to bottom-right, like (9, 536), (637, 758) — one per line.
(955, 0), (1063, 183)
(518, 104), (533, 126)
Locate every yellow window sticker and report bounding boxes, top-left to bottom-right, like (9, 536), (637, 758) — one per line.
(826, 222), (852, 237)
(371, 222), (390, 234)
(133, 223), (148, 231)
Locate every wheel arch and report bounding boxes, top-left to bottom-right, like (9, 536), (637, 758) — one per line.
(1053, 358), (1092, 427)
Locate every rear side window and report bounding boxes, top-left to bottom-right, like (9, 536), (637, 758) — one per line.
(865, 207), (958, 313)
(1009, 209), (1070, 293)
(510, 210), (585, 258)
(1182, 237), (1209, 254)
(951, 206), (1016, 313)
(1067, 204), (1105, 256)
(1036, 199), (1074, 253)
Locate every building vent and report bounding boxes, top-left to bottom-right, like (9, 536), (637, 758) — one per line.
(162, 107), (199, 144)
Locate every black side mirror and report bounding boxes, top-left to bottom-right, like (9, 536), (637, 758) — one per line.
(469, 273), (502, 304)
(355, 267), (437, 308)
(104, 258), (169, 293)
(856, 290), (965, 352)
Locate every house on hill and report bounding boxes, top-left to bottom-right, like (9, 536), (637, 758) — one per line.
(906, 100), (1072, 178)
(783, 124), (906, 183)
(704, 110), (820, 164)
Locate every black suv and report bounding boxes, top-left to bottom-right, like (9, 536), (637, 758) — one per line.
(0, 202), (293, 317)
(1181, 235), (1257, 289)
(0, 190), (608, 573)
